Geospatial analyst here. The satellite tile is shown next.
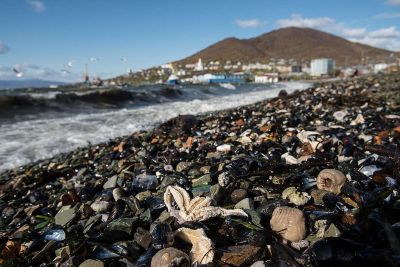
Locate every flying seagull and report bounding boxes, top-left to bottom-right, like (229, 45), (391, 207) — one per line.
(120, 57), (128, 63)
(89, 57), (98, 62)
(66, 60), (74, 68)
(13, 67), (23, 78)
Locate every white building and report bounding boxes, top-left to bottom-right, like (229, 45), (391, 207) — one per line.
(254, 73), (279, 83)
(374, 63), (388, 74)
(194, 58), (204, 71)
(310, 58), (335, 76)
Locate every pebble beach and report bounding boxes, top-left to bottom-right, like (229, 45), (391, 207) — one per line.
(1, 74), (400, 266)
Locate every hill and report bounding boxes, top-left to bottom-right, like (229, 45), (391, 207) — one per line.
(178, 27), (398, 66)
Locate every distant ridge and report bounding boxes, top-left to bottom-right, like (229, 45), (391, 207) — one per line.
(177, 27), (398, 66)
(0, 79), (66, 90)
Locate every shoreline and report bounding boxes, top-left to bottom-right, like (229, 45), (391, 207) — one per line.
(0, 74), (400, 266)
(0, 81), (311, 173)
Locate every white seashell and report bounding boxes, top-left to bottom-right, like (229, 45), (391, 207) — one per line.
(333, 110), (348, 122)
(358, 133), (373, 142)
(216, 144), (231, 152)
(385, 114), (400, 119)
(350, 114), (365, 126)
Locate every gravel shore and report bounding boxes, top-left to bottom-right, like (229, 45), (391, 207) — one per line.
(1, 74), (400, 266)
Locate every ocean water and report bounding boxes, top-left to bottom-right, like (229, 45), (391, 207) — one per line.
(0, 82), (310, 172)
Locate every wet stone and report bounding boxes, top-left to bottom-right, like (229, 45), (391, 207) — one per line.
(231, 189), (248, 204)
(105, 218), (137, 235)
(2, 74), (400, 266)
(210, 184), (223, 203)
(103, 175), (118, 189)
(55, 205), (78, 227)
(191, 174), (211, 187)
(234, 198), (254, 210)
(134, 227), (152, 249)
(325, 223), (341, 237)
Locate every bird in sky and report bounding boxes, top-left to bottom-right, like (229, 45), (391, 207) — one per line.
(13, 67), (23, 78)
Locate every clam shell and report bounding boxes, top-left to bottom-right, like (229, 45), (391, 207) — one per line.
(316, 169), (346, 195)
(270, 206), (306, 242)
(151, 247), (190, 267)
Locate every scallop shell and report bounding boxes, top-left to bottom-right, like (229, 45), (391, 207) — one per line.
(151, 247), (190, 267)
(270, 206), (306, 242)
(316, 169), (346, 195)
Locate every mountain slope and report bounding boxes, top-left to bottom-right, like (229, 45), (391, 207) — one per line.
(178, 27), (397, 66)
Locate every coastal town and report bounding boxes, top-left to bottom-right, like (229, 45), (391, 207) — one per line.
(107, 55), (400, 86)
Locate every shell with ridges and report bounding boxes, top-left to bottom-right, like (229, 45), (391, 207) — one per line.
(270, 206), (306, 242)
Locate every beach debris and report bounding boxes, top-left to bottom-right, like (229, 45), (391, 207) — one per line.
(175, 227), (214, 265)
(333, 110), (348, 122)
(270, 207), (306, 242)
(151, 247), (190, 267)
(1, 74), (400, 266)
(282, 187), (311, 206)
(316, 169), (346, 195)
(164, 185), (248, 222)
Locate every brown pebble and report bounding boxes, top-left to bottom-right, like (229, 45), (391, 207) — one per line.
(230, 189), (247, 204)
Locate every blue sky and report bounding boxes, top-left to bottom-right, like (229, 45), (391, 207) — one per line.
(0, 0), (400, 82)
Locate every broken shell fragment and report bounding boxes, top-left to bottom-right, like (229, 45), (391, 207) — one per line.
(270, 206), (306, 242)
(175, 227), (214, 265)
(151, 247), (190, 267)
(281, 187), (311, 206)
(316, 169), (346, 195)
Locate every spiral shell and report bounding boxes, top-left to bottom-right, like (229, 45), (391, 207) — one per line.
(316, 169), (346, 195)
(151, 247), (190, 267)
(270, 206), (306, 242)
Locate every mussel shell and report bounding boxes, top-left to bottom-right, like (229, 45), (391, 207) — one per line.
(150, 222), (174, 249)
(42, 226), (66, 241)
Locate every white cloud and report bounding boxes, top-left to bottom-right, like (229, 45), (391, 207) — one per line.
(368, 27), (400, 38)
(0, 41), (10, 54)
(341, 28), (367, 38)
(276, 14), (400, 51)
(277, 14), (334, 29)
(386, 0), (400, 5)
(26, 0), (46, 13)
(235, 19), (265, 29)
(374, 12), (400, 19)
(350, 27), (400, 50)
